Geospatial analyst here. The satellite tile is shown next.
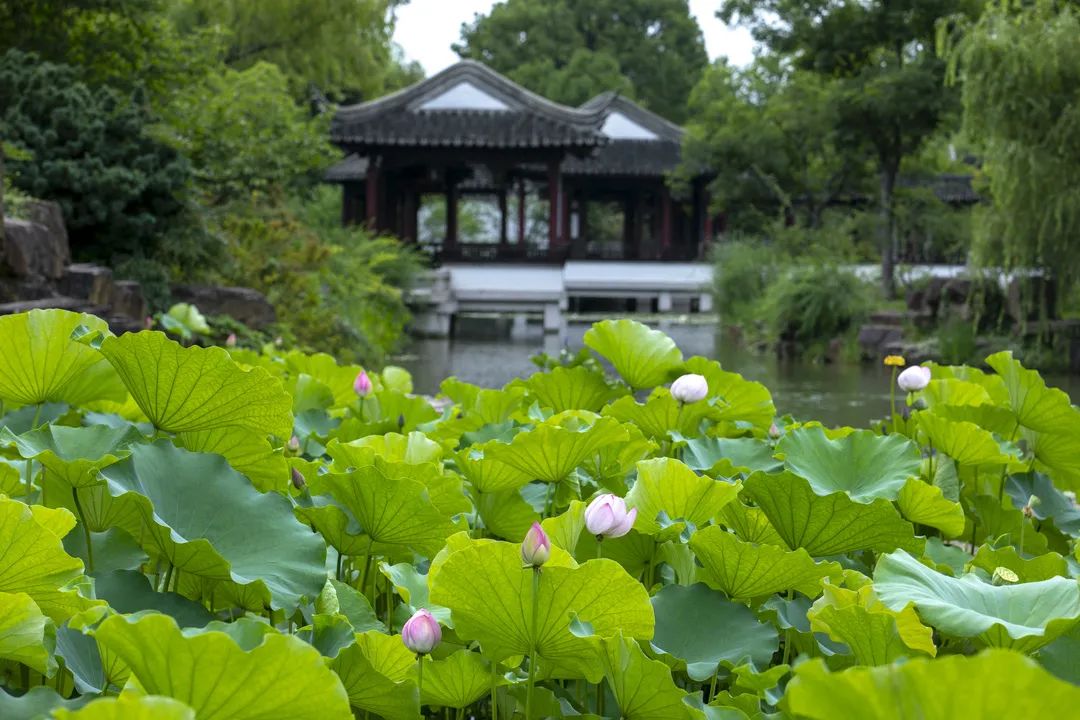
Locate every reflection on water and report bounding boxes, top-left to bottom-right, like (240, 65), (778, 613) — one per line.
(396, 318), (1078, 428)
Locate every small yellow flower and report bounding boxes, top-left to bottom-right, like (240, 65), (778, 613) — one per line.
(883, 355), (906, 367)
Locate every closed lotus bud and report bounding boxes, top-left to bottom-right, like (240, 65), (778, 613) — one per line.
(584, 493), (637, 539)
(144, 315), (154, 330)
(353, 370), (373, 397)
(397, 413), (406, 431)
(290, 467), (306, 490)
(401, 609), (441, 655)
(225, 333), (237, 348)
(287, 435), (301, 453)
(521, 522), (551, 567)
(768, 422), (781, 439)
(670, 373), (709, 404)
(897, 366), (932, 393)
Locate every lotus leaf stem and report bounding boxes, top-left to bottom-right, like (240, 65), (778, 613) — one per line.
(417, 653), (424, 709)
(71, 487), (94, 573)
(490, 660), (499, 720)
(525, 567), (541, 720)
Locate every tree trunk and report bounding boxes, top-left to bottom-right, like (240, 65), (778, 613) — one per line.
(0, 143), (6, 246)
(879, 165), (898, 299)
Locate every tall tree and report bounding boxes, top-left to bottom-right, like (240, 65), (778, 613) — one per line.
(454, 0), (708, 122)
(945, 0), (1080, 312)
(169, 0), (410, 101)
(719, 0), (977, 296)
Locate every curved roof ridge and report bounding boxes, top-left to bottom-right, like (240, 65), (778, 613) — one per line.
(335, 60), (607, 130)
(580, 93), (685, 142)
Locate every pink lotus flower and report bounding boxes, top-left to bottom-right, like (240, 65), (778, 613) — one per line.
(521, 522), (551, 567)
(585, 494), (637, 539)
(290, 467), (306, 490)
(353, 370), (373, 397)
(401, 609), (441, 655)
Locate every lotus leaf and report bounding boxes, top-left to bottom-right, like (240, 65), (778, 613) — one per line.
(584, 319), (683, 390)
(0, 309), (125, 407)
(329, 629), (420, 720)
(807, 583), (936, 665)
(896, 477), (965, 537)
(484, 413), (629, 484)
(784, 649), (1080, 719)
(52, 694), (196, 720)
(777, 427), (921, 501)
(873, 550), (1080, 651)
(95, 613), (351, 720)
(626, 457), (741, 535)
(523, 364), (623, 412)
(682, 356), (776, 430)
(421, 650), (498, 709)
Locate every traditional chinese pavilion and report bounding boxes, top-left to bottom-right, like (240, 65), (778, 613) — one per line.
(328, 60), (713, 263)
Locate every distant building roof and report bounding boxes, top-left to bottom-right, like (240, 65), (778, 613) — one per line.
(331, 61), (610, 152)
(563, 93), (687, 178)
(324, 154), (368, 183)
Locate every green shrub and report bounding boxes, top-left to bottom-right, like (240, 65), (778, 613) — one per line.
(763, 264), (873, 346)
(710, 237), (784, 326)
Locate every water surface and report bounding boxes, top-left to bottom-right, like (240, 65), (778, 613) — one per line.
(397, 318), (1078, 428)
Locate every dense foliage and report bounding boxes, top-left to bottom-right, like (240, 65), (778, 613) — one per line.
(1, 309), (1079, 718)
(455, 0), (708, 122)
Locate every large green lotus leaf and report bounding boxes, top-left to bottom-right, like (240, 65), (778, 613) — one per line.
(1006, 472), (1080, 537)
(1025, 421), (1080, 492)
(922, 377), (995, 407)
(283, 351), (364, 410)
(744, 471), (923, 556)
(52, 694), (195, 720)
(896, 477), (965, 538)
(680, 436), (781, 478)
(0, 424), (143, 489)
(176, 426), (288, 493)
(1038, 625), (1080, 685)
(986, 351), (1077, 433)
(0, 688), (89, 720)
(602, 391), (719, 440)
(807, 583), (936, 665)
(484, 414), (629, 484)
(0, 497), (97, 621)
(289, 372), (335, 414)
(307, 466), (455, 557)
(295, 501), (374, 558)
(598, 633), (701, 720)
(0, 591), (54, 674)
(968, 545), (1067, 583)
(626, 458), (741, 535)
(324, 578), (385, 633)
(475, 488), (539, 541)
(777, 427), (921, 502)
(784, 649), (1080, 720)
(429, 541), (653, 679)
(421, 650), (497, 709)
(682, 356), (776, 430)
(329, 630), (420, 720)
(381, 562), (451, 627)
(93, 570), (214, 628)
(689, 526), (841, 599)
(917, 412), (1012, 468)
(95, 613), (351, 720)
(441, 378), (525, 425)
(717, 501), (786, 547)
(345, 431), (443, 465)
(327, 443), (468, 516)
(579, 422), (656, 495)
(97, 442), (325, 613)
(584, 319), (683, 390)
(650, 583), (778, 681)
(522, 364), (624, 413)
(0, 309), (125, 406)
(873, 550), (1080, 651)
(454, 444), (534, 493)
(928, 402), (1020, 438)
(85, 330), (292, 437)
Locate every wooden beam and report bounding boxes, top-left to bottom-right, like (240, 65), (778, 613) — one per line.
(498, 189), (508, 245)
(547, 160), (561, 252)
(661, 187), (673, 256)
(446, 177), (459, 254)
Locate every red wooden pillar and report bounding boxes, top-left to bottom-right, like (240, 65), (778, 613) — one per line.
(547, 160), (561, 252)
(633, 190), (646, 259)
(622, 194), (635, 259)
(561, 184), (572, 254)
(402, 189), (418, 243)
(364, 159), (380, 230)
(661, 188), (673, 257)
(517, 180), (527, 246)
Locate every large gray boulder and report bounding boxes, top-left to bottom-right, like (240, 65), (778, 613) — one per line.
(170, 284), (276, 329)
(2, 217), (69, 279)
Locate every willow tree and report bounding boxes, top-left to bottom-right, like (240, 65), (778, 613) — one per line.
(945, 0), (1080, 316)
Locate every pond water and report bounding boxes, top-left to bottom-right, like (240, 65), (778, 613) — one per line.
(396, 317), (1079, 428)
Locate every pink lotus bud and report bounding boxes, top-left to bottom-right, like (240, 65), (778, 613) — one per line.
(897, 366), (932, 393)
(287, 435), (301, 453)
(670, 373), (709, 403)
(290, 467), (306, 490)
(353, 370), (373, 397)
(401, 609), (441, 655)
(225, 333), (237, 348)
(584, 494), (637, 539)
(768, 422), (781, 439)
(144, 316), (154, 330)
(521, 522), (551, 567)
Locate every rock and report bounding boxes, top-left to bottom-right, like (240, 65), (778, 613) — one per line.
(170, 284), (276, 329)
(0, 296), (85, 316)
(1, 218), (68, 279)
(857, 323), (904, 360)
(941, 277), (972, 305)
(109, 280), (146, 321)
(0, 276), (55, 303)
(869, 310), (905, 327)
(22, 200), (70, 267)
(59, 263), (114, 305)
